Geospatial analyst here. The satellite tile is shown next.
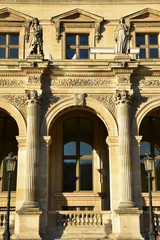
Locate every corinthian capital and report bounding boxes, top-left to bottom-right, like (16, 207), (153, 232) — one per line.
(115, 90), (132, 105)
(25, 89), (42, 104)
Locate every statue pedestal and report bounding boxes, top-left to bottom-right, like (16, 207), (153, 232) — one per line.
(114, 53), (131, 61)
(26, 54), (44, 61)
(115, 208), (144, 240)
(15, 208), (42, 240)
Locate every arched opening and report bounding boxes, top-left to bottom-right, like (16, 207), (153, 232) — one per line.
(48, 109), (110, 211)
(139, 107), (160, 193)
(0, 108), (18, 192)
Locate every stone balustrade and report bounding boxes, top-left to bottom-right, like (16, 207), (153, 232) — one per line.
(56, 211), (103, 226)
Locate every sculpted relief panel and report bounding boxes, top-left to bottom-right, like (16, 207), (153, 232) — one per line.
(2, 95), (27, 119)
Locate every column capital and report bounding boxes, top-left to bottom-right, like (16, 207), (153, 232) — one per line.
(115, 89), (133, 105)
(132, 136), (143, 146)
(25, 89), (42, 104)
(16, 136), (27, 148)
(106, 136), (119, 146)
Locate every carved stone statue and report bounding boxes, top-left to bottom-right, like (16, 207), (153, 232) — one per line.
(29, 18), (43, 55)
(114, 18), (130, 54)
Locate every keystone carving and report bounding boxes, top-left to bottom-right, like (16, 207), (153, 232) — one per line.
(74, 93), (87, 106)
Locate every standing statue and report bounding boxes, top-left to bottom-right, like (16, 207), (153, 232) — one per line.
(114, 18), (130, 54)
(29, 18), (43, 55)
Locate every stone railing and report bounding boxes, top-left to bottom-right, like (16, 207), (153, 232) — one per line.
(0, 209), (15, 234)
(56, 211), (103, 226)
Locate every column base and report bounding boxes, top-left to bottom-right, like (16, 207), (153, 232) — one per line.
(15, 208), (42, 240)
(21, 200), (39, 209)
(115, 208), (144, 240)
(118, 200), (136, 208)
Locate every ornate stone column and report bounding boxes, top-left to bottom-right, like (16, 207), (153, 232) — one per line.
(23, 90), (41, 208)
(116, 90), (135, 208)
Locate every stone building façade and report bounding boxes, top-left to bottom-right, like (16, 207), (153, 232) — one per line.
(0, 0), (160, 239)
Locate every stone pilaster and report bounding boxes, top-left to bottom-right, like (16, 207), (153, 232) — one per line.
(22, 90), (42, 209)
(116, 90), (135, 208)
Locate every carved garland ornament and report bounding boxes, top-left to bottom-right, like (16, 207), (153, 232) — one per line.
(132, 78), (160, 87)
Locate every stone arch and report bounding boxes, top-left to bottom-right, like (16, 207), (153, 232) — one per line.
(132, 97), (160, 136)
(0, 97), (26, 136)
(40, 96), (118, 137)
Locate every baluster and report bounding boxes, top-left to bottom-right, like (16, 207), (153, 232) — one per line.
(85, 214), (89, 226)
(77, 214), (80, 226)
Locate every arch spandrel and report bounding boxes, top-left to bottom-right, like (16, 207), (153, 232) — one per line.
(0, 97), (26, 136)
(40, 96), (118, 137)
(132, 97), (160, 136)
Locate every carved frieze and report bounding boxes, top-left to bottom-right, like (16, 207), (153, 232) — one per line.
(28, 76), (41, 84)
(88, 94), (115, 115)
(132, 78), (160, 87)
(51, 78), (114, 87)
(117, 75), (130, 84)
(0, 79), (25, 87)
(2, 94), (27, 119)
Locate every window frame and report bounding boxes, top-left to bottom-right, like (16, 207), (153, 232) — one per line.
(136, 33), (160, 59)
(0, 33), (19, 59)
(66, 33), (89, 59)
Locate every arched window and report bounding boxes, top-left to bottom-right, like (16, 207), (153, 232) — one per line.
(0, 109), (18, 191)
(63, 117), (93, 192)
(140, 108), (160, 192)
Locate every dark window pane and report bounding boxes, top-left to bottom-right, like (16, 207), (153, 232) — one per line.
(63, 159), (76, 192)
(6, 117), (18, 138)
(80, 118), (93, 144)
(80, 159), (92, 190)
(9, 34), (19, 45)
(136, 35), (145, 46)
(80, 141), (92, 155)
(66, 35), (76, 46)
(64, 141), (76, 156)
(80, 35), (88, 45)
(80, 49), (88, 59)
(66, 48), (76, 59)
(0, 34), (6, 45)
(0, 48), (5, 58)
(64, 118), (76, 139)
(139, 48), (146, 59)
(149, 35), (158, 45)
(150, 48), (158, 58)
(9, 48), (18, 59)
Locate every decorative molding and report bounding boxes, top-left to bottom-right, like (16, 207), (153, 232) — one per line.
(2, 94), (27, 118)
(51, 78), (114, 87)
(28, 76), (41, 84)
(115, 90), (132, 105)
(88, 94), (115, 115)
(74, 93), (86, 106)
(25, 90), (42, 104)
(117, 75), (130, 84)
(0, 79), (25, 87)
